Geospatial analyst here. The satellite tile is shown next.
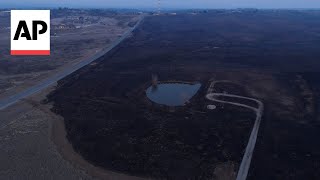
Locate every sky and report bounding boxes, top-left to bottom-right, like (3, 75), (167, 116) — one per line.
(2, 0), (320, 9)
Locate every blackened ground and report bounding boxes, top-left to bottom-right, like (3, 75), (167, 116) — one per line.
(49, 10), (320, 179)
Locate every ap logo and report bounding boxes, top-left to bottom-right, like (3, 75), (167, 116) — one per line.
(11, 10), (50, 56)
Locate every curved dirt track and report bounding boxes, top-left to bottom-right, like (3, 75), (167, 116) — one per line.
(206, 81), (264, 180)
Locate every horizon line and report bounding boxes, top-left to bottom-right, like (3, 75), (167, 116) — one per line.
(2, 7), (320, 11)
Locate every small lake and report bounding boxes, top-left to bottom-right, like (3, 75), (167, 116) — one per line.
(146, 83), (201, 106)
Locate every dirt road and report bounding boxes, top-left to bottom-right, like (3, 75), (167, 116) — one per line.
(206, 81), (264, 180)
(0, 16), (144, 111)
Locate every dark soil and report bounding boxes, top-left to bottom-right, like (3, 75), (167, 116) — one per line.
(49, 10), (320, 179)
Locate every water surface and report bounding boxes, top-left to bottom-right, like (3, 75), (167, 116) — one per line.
(146, 83), (201, 106)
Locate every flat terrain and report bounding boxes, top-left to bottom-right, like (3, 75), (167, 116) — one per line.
(0, 9), (143, 180)
(0, 9), (139, 99)
(1, 9), (320, 180)
(0, 85), (145, 180)
(48, 10), (320, 179)
(0, 86), (94, 179)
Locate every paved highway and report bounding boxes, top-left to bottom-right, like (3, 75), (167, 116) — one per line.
(0, 16), (144, 111)
(206, 81), (264, 180)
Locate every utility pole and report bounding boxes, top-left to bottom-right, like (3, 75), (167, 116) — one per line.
(157, 0), (161, 14)
(152, 74), (158, 87)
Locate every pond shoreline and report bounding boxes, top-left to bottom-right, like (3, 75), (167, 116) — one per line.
(146, 81), (201, 106)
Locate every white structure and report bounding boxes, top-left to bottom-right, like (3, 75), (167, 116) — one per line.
(207, 105), (217, 110)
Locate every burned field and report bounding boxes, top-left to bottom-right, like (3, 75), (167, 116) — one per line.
(49, 10), (320, 179)
(0, 9), (139, 98)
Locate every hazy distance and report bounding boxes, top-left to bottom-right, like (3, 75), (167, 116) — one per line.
(2, 0), (320, 9)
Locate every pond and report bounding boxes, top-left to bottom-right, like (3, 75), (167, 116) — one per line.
(146, 83), (201, 106)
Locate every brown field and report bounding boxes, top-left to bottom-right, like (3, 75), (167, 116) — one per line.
(0, 9), (139, 99)
(1, 9), (320, 180)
